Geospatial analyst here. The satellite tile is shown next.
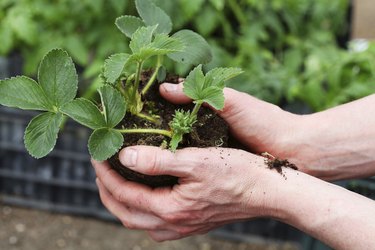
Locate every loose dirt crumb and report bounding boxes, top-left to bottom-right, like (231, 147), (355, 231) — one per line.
(261, 152), (298, 176)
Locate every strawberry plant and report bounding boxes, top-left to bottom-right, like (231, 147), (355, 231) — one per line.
(0, 0), (242, 168)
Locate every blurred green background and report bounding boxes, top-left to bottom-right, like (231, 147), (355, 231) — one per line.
(1, 0), (374, 111)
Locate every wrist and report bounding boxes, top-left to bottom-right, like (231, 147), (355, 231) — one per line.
(241, 157), (296, 219)
(273, 112), (321, 176)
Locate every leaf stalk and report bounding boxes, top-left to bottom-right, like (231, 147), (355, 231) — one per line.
(191, 101), (203, 119)
(135, 112), (160, 124)
(141, 55), (163, 96)
(116, 128), (172, 138)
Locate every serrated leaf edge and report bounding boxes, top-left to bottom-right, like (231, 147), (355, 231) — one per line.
(37, 48), (79, 107)
(135, 0), (172, 34)
(23, 112), (63, 159)
(88, 128), (124, 161)
(0, 75), (54, 111)
(103, 53), (130, 84)
(115, 15), (145, 38)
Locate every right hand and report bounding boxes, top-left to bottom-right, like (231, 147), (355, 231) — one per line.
(159, 82), (300, 158)
(160, 83), (375, 181)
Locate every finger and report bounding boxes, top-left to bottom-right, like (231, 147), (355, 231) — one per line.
(92, 159), (170, 214)
(147, 226), (213, 242)
(119, 145), (262, 180)
(160, 82), (254, 123)
(96, 178), (165, 230)
(159, 82), (191, 104)
(147, 230), (183, 242)
(119, 146), (199, 177)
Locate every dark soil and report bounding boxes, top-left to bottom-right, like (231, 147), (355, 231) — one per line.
(263, 153), (298, 175)
(108, 71), (229, 188)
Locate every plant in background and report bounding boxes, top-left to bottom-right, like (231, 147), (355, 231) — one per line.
(0, 0), (133, 96)
(0, 0), (242, 161)
(153, 0), (375, 112)
(3, 0), (374, 113)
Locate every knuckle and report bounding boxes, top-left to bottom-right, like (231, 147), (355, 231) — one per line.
(175, 227), (193, 236)
(121, 219), (136, 230)
(147, 151), (162, 175)
(161, 211), (182, 224)
(147, 231), (164, 242)
(112, 186), (126, 203)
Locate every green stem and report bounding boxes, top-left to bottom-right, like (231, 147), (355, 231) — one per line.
(134, 61), (143, 95)
(136, 112), (160, 124)
(116, 128), (172, 138)
(191, 101), (203, 119)
(141, 55), (163, 96)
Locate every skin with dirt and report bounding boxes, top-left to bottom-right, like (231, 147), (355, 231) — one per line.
(262, 152), (298, 178)
(108, 71), (229, 187)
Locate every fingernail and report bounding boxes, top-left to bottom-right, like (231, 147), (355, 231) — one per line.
(162, 83), (178, 93)
(120, 148), (138, 168)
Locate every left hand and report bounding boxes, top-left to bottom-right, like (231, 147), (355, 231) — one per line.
(92, 145), (278, 242)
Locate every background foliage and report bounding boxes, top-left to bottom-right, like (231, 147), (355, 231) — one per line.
(1, 0), (374, 111)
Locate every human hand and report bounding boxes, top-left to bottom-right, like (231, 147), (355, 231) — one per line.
(92, 146), (279, 241)
(159, 82), (300, 157)
(92, 145), (375, 248)
(159, 83), (306, 169)
(159, 83), (375, 181)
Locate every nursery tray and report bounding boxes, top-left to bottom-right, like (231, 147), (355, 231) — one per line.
(0, 106), (114, 220)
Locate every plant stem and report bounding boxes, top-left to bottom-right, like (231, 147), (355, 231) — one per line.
(191, 101), (203, 118)
(136, 112), (160, 124)
(116, 128), (172, 138)
(141, 55), (163, 96)
(134, 61), (143, 95)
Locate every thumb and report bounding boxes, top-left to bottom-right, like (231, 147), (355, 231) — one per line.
(119, 145), (195, 177)
(160, 82), (252, 122)
(159, 82), (191, 104)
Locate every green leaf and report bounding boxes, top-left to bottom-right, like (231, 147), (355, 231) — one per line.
(64, 35), (89, 66)
(0, 76), (53, 111)
(98, 86), (126, 128)
(209, 0), (225, 10)
(129, 25), (157, 54)
(183, 65), (205, 100)
(169, 133), (183, 152)
(200, 86), (225, 110)
(88, 128), (124, 161)
(135, 0), (172, 34)
(38, 49), (78, 107)
(9, 10), (37, 45)
(150, 33), (184, 52)
(169, 110), (196, 151)
(0, 20), (13, 54)
(109, 0), (128, 14)
(168, 30), (212, 65)
(103, 53), (130, 84)
(205, 67), (243, 88)
(157, 66), (167, 82)
(133, 34), (184, 60)
(24, 112), (63, 158)
(60, 98), (107, 130)
(115, 15), (145, 38)
(179, 0), (205, 19)
(184, 66), (242, 110)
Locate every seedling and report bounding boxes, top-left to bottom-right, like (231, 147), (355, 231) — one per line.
(0, 0), (242, 161)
